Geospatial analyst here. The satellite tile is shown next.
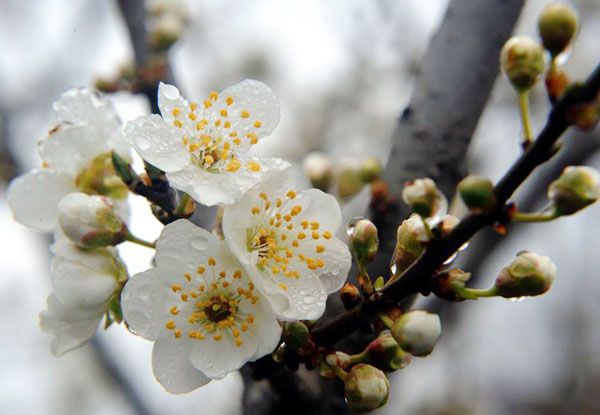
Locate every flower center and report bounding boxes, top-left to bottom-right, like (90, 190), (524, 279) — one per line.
(75, 153), (128, 200)
(169, 91), (264, 174)
(246, 190), (331, 291)
(163, 257), (258, 347)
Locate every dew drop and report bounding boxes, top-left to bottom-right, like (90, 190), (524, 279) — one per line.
(137, 136), (151, 151)
(443, 252), (458, 265)
(190, 237), (208, 250)
(346, 216), (365, 237)
(509, 296), (526, 302)
(303, 296), (315, 304)
(390, 263), (398, 276)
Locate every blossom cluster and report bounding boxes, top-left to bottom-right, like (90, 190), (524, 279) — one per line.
(9, 81), (351, 393)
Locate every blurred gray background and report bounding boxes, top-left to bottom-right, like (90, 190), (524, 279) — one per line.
(0, 0), (599, 414)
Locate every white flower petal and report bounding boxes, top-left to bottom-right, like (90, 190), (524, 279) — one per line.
(121, 268), (168, 340)
(125, 114), (190, 172)
(152, 332), (211, 394)
(50, 254), (118, 308)
(154, 219), (217, 271)
(238, 299), (282, 359)
(7, 169), (76, 232)
(39, 294), (104, 356)
(189, 331), (257, 379)
(312, 237), (351, 293)
(157, 82), (190, 123)
(213, 80), (280, 140)
(294, 189), (342, 232)
(53, 88), (120, 130)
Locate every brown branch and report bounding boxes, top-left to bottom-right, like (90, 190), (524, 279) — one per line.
(313, 62), (600, 347)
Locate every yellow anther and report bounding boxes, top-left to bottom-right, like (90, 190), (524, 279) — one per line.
(41, 161), (49, 168)
(241, 110), (250, 118)
(322, 231), (332, 239)
(259, 192), (268, 200)
(220, 109), (228, 117)
(184, 272), (192, 281)
(166, 320), (176, 330)
(171, 284), (183, 292)
(281, 234), (288, 241)
(226, 158), (241, 172)
(208, 257), (217, 266)
(251, 207), (260, 215)
(190, 102), (198, 111)
(292, 240), (299, 248)
(312, 231), (320, 240)
(246, 132), (258, 144)
(271, 266), (280, 274)
(214, 119), (221, 127)
(246, 315), (255, 323)
(197, 266), (205, 274)
(233, 270), (242, 279)
(188, 143), (200, 152)
(170, 306), (179, 315)
(226, 96), (234, 105)
(301, 220), (309, 229)
(203, 100), (212, 108)
(213, 334), (223, 341)
(276, 198), (283, 208)
(286, 223), (294, 230)
(189, 112), (197, 121)
(219, 271), (226, 279)
(172, 108), (181, 116)
(181, 293), (189, 302)
(195, 122), (204, 130)
(253, 120), (262, 128)
(247, 161), (261, 172)
(279, 283), (288, 291)
(310, 222), (320, 230)
(203, 155), (215, 166)
(290, 205), (302, 216)
(174, 329), (182, 338)
(199, 284), (205, 292)
(209, 91), (219, 101)
(233, 137), (241, 145)
(235, 337), (243, 347)
(224, 121), (232, 128)
(174, 119), (183, 128)
(316, 245), (325, 253)
(297, 232), (306, 240)
(286, 190), (297, 199)
(222, 281), (230, 288)
(241, 322), (249, 331)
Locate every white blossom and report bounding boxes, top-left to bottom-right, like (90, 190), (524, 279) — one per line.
(125, 81), (290, 206)
(7, 88), (129, 232)
(121, 220), (282, 393)
(390, 310), (441, 357)
(222, 173), (352, 320)
(39, 232), (126, 356)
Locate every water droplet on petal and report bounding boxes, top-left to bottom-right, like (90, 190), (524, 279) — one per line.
(509, 296), (526, 302)
(190, 237), (208, 250)
(346, 216), (365, 236)
(137, 136), (151, 151)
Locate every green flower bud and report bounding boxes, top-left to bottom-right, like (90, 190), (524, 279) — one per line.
(500, 36), (545, 92)
(538, 3), (578, 57)
(390, 310), (441, 357)
(359, 158), (383, 183)
(401, 178), (447, 218)
(303, 151), (333, 192)
(344, 364), (390, 413)
(284, 321), (310, 351)
(458, 176), (496, 212)
(365, 330), (412, 372)
(348, 217), (379, 264)
(495, 252), (556, 298)
(77, 152), (129, 200)
(548, 166), (600, 215)
(391, 214), (429, 276)
(432, 269), (471, 301)
(337, 167), (364, 199)
(58, 193), (125, 248)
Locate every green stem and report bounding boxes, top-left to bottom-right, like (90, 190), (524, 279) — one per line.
(512, 210), (559, 223)
(330, 364), (348, 381)
(455, 285), (499, 300)
(174, 193), (191, 216)
(379, 314), (395, 330)
(420, 216), (434, 240)
(518, 91), (534, 146)
(348, 351), (369, 365)
(125, 233), (156, 249)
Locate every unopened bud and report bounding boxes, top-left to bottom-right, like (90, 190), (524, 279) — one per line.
(432, 269), (471, 301)
(391, 214), (428, 276)
(538, 3), (578, 57)
(390, 310), (441, 357)
(545, 69), (570, 102)
(340, 282), (362, 309)
(58, 193), (125, 248)
(458, 176), (496, 212)
(344, 364), (390, 413)
(151, 14), (183, 51)
(284, 321), (310, 351)
(359, 158), (383, 183)
(438, 214), (460, 236)
(548, 166), (600, 215)
(495, 252), (556, 298)
(365, 330), (412, 371)
(326, 351), (352, 370)
(303, 151), (333, 191)
(348, 217), (379, 263)
(337, 167), (364, 199)
(500, 36), (545, 92)
(402, 178), (447, 218)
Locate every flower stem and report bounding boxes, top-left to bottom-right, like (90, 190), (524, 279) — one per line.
(454, 285), (499, 300)
(512, 210), (559, 223)
(330, 364), (348, 381)
(174, 193), (191, 217)
(125, 233), (156, 249)
(518, 91), (533, 147)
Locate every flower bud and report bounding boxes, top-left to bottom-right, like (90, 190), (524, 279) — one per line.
(365, 330), (412, 371)
(402, 178), (447, 218)
(391, 214), (428, 276)
(431, 269), (471, 301)
(58, 193), (125, 248)
(359, 158), (383, 183)
(548, 166), (600, 215)
(340, 282), (362, 309)
(337, 167), (364, 199)
(77, 153), (129, 200)
(390, 310), (441, 357)
(538, 4), (578, 57)
(326, 351), (352, 370)
(303, 151), (333, 191)
(344, 364), (390, 413)
(151, 14), (183, 51)
(458, 176), (496, 212)
(438, 214), (460, 236)
(495, 252), (556, 298)
(348, 217), (379, 264)
(284, 321), (310, 351)
(545, 69), (570, 102)
(500, 36), (545, 92)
